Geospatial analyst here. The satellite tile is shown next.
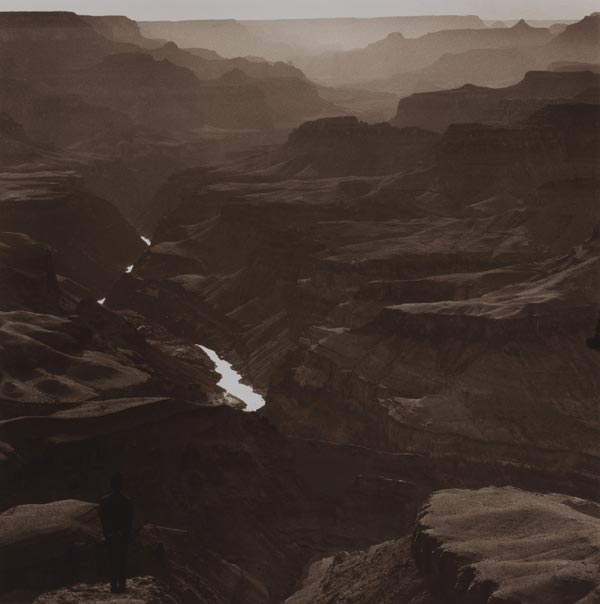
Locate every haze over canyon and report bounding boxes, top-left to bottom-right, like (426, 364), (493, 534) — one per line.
(0, 4), (599, 604)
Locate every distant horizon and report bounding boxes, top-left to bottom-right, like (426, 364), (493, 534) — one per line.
(0, 12), (591, 23)
(134, 15), (582, 23)
(1, 0), (598, 22)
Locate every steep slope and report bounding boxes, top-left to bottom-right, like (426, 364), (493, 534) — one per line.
(547, 13), (600, 63)
(0, 171), (144, 295)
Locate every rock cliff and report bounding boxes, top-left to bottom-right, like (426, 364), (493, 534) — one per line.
(413, 487), (600, 603)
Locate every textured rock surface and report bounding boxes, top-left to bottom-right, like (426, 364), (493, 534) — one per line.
(413, 487), (600, 603)
(30, 577), (180, 604)
(285, 537), (439, 604)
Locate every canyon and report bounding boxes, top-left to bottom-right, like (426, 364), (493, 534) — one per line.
(0, 8), (599, 604)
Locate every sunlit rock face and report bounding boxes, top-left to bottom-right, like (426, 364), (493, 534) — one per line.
(413, 487), (600, 604)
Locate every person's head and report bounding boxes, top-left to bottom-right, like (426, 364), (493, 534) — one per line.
(110, 472), (123, 493)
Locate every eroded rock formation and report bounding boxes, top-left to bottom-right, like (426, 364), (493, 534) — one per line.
(413, 487), (600, 603)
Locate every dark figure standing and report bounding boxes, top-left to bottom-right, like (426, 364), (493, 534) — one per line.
(99, 473), (133, 593)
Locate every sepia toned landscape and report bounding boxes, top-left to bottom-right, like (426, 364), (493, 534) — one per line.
(0, 3), (599, 603)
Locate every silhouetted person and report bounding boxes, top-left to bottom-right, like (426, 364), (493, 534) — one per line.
(99, 473), (133, 593)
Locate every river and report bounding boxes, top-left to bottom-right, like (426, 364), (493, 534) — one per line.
(197, 345), (265, 412)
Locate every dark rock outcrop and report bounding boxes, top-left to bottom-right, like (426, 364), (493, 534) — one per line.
(0, 232), (62, 314)
(286, 116), (439, 176)
(0, 171), (144, 295)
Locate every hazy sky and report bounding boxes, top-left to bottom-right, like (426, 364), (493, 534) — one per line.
(2, 0), (598, 21)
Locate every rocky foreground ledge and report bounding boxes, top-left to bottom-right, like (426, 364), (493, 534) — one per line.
(412, 487), (600, 604)
(1, 487), (599, 602)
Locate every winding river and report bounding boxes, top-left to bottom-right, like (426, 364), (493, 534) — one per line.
(99, 239), (263, 410)
(197, 345), (265, 412)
